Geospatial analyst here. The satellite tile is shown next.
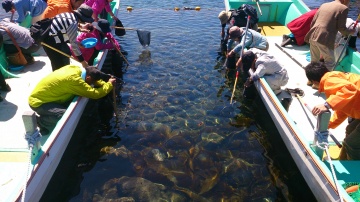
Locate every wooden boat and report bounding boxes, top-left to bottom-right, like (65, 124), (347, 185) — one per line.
(0, 1), (120, 201)
(224, 0), (360, 201)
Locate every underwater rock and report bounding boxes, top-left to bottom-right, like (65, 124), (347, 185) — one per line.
(99, 176), (187, 202)
(164, 135), (192, 151)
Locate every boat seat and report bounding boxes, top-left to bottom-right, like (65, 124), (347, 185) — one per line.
(258, 22), (290, 36)
(324, 160), (360, 185)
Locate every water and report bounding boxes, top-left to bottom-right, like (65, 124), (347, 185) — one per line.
(41, 0), (360, 201)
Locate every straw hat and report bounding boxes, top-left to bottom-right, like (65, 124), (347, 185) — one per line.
(218, 11), (232, 25)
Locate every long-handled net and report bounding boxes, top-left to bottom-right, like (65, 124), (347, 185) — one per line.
(113, 26), (151, 47)
(136, 29), (151, 47)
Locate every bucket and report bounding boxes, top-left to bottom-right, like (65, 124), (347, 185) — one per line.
(343, 182), (360, 201)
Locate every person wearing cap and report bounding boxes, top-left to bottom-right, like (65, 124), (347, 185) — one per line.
(242, 48), (289, 95)
(85, 0), (118, 22)
(43, 0), (85, 19)
(28, 65), (116, 134)
(227, 26), (268, 67)
(1, 0), (47, 24)
(72, 19), (120, 65)
(42, 4), (95, 71)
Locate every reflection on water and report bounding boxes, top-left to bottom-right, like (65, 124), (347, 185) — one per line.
(41, 0), (360, 201)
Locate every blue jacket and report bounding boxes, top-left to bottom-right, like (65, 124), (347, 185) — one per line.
(227, 28), (268, 53)
(13, 0), (47, 23)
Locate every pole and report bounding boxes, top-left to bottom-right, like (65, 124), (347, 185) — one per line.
(230, 15), (251, 104)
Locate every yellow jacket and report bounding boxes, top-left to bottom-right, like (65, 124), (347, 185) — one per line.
(319, 71), (360, 128)
(29, 65), (113, 108)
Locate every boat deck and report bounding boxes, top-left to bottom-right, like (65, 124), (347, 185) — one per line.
(0, 46), (81, 201)
(259, 22), (347, 158)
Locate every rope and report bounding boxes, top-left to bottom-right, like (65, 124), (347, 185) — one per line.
(21, 129), (42, 202)
(315, 137), (344, 202)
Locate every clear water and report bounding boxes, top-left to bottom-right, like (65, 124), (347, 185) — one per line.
(41, 0), (360, 202)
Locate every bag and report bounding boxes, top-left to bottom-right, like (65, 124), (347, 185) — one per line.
(7, 51), (27, 66)
(0, 26), (28, 66)
(237, 4), (259, 26)
(29, 18), (53, 43)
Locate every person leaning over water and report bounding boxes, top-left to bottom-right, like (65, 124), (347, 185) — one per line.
(241, 48), (289, 95)
(305, 62), (360, 160)
(1, 0), (47, 24)
(28, 65), (116, 135)
(304, 0), (354, 75)
(227, 26), (268, 68)
(0, 18), (40, 65)
(43, 4), (94, 71)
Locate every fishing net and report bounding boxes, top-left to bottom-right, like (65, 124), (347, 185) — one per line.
(136, 29), (151, 47)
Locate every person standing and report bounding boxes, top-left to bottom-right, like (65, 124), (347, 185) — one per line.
(29, 65), (116, 134)
(42, 4), (94, 71)
(1, 0), (47, 24)
(85, 0), (118, 22)
(305, 62), (360, 160)
(304, 0), (354, 76)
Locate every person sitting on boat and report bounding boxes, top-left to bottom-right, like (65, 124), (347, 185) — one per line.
(28, 65), (116, 135)
(0, 33), (11, 92)
(85, 0), (118, 22)
(42, 0), (85, 19)
(0, 18), (40, 65)
(71, 19), (120, 66)
(227, 26), (269, 64)
(305, 61), (360, 160)
(242, 48), (289, 95)
(281, 8), (318, 47)
(1, 0), (47, 24)
(42, 4), (94, 71)
(304, 0), (354, 75)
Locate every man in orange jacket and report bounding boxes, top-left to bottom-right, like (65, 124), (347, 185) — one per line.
(43, 0), (84, 19)
(305, 62), (360, 160)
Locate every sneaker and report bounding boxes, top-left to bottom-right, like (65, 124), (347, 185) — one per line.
(26, 57), (35, 66)
(0, 83), (11, 92)
(281, 38), (293, 47)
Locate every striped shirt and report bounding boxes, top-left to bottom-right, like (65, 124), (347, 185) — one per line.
(49, 12), (83, 59)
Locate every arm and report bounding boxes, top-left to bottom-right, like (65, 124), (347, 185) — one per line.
(69, 77), (113, 99)
(232, 32), (252, 53)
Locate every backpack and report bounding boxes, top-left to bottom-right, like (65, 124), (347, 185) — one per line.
(238, 4), (259, 25)
(29, 18), (53, 43)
